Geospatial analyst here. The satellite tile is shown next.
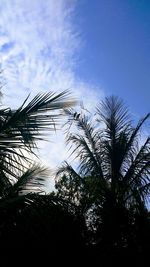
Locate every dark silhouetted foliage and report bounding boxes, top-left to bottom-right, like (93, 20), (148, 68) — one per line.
(55, 96), (150, 262)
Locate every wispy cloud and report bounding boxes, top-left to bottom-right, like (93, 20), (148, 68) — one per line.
(0, 0), (104, 182)
(0, 0), (78, 102)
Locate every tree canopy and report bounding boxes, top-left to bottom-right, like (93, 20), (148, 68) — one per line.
(55, 96), (150, 252)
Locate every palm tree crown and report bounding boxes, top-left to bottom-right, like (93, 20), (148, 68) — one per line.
(56, 96), (150, 212)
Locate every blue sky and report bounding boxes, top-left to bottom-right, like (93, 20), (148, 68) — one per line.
(0, 0), (149, 175)
(75, 0), (150, 116)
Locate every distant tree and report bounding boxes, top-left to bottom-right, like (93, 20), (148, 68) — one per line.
(55, 96), (150, 252)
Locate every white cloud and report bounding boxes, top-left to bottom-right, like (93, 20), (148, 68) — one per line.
(0, 0), (79, 104)
(0, 0), (104, 190)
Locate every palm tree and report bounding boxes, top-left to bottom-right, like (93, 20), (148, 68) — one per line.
(0, 89), (80, 248)
(55, 96), (150, 249)
(0, 90), (75, 197)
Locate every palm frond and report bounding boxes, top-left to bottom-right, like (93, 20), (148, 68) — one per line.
(96, 96), (130, 139)
(0, 90), (75, 184)
(1, 90), (75, 147)
(64, 110), (104, 179)
(5, 164), (50, 196)
(122, 113), (150, 165)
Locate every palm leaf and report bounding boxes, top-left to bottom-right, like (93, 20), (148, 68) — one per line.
(0, 90), (75, 185)
(5, 164), (50, 196)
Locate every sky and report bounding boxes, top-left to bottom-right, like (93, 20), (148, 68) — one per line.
(75, 0), (150, 117)
(0, 0), (149, 188)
